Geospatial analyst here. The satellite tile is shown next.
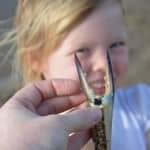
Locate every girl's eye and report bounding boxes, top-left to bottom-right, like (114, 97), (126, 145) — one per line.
(75, 47), (91, 58)
(76, 47), (90, 53)
(110, 41), (125, 49)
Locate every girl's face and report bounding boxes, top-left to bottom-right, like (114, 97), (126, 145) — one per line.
(43, 3), (128, 92)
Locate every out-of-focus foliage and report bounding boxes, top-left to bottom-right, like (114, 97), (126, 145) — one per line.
(123, 0), (150, 86)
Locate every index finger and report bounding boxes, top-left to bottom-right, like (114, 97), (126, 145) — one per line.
(10, 79), (80, 109)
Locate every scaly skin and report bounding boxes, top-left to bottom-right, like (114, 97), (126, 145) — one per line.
(93, 115), (107, 150)
(75, 52), (114, 150)
(91, 52), (114, 150)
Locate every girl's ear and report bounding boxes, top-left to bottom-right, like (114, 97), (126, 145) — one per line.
(25, 51), (46, 77)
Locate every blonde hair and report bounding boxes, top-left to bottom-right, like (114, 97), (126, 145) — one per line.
(16, 0), (105, 83)
(1, 0), (121, 85)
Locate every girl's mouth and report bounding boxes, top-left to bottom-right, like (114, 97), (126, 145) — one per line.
(90, 82), (105, 95)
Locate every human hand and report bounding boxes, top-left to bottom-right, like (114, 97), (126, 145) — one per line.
(0, 79), (101, 150)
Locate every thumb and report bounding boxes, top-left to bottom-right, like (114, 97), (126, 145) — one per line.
(61, 107), (102, 133)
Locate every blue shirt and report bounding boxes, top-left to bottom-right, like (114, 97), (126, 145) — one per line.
(112, 84), (150, 150)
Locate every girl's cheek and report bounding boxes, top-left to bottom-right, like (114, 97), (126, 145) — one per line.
(113, 55), (128, 80)
(80, 58), (92, 73)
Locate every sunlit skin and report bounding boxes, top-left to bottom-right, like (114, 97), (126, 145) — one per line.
(42, 2), (129, 95)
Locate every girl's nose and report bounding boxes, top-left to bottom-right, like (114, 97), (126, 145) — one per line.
(91, 50), (107, 72)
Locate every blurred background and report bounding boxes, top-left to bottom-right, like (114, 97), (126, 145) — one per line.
(0, 0), (150, 101)
(123, 0), (150, 86)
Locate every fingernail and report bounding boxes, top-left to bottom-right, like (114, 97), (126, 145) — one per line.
(90, 107), (102, 123)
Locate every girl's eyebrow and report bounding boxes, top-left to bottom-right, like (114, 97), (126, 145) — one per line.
(114, 31), (127, 40)
(71, 40), (97, 49)
(66, 42), (94, 54)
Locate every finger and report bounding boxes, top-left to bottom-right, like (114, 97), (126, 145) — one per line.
(61, 107), (102, 133)
(78, 101), (89, 108)
(37, 94), (86, 115)
(68, 131), (90, 150)
(10, 79), (80, 109)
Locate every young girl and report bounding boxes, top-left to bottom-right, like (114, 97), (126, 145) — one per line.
(1, 0), (150, 149)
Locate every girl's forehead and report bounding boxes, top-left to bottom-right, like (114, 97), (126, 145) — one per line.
(61, 4), (126, 48)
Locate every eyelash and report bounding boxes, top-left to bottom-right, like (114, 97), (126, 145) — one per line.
(110, 41), (125, 49)
(75, 41), (125, 54)
(76, 47), (90, 53)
